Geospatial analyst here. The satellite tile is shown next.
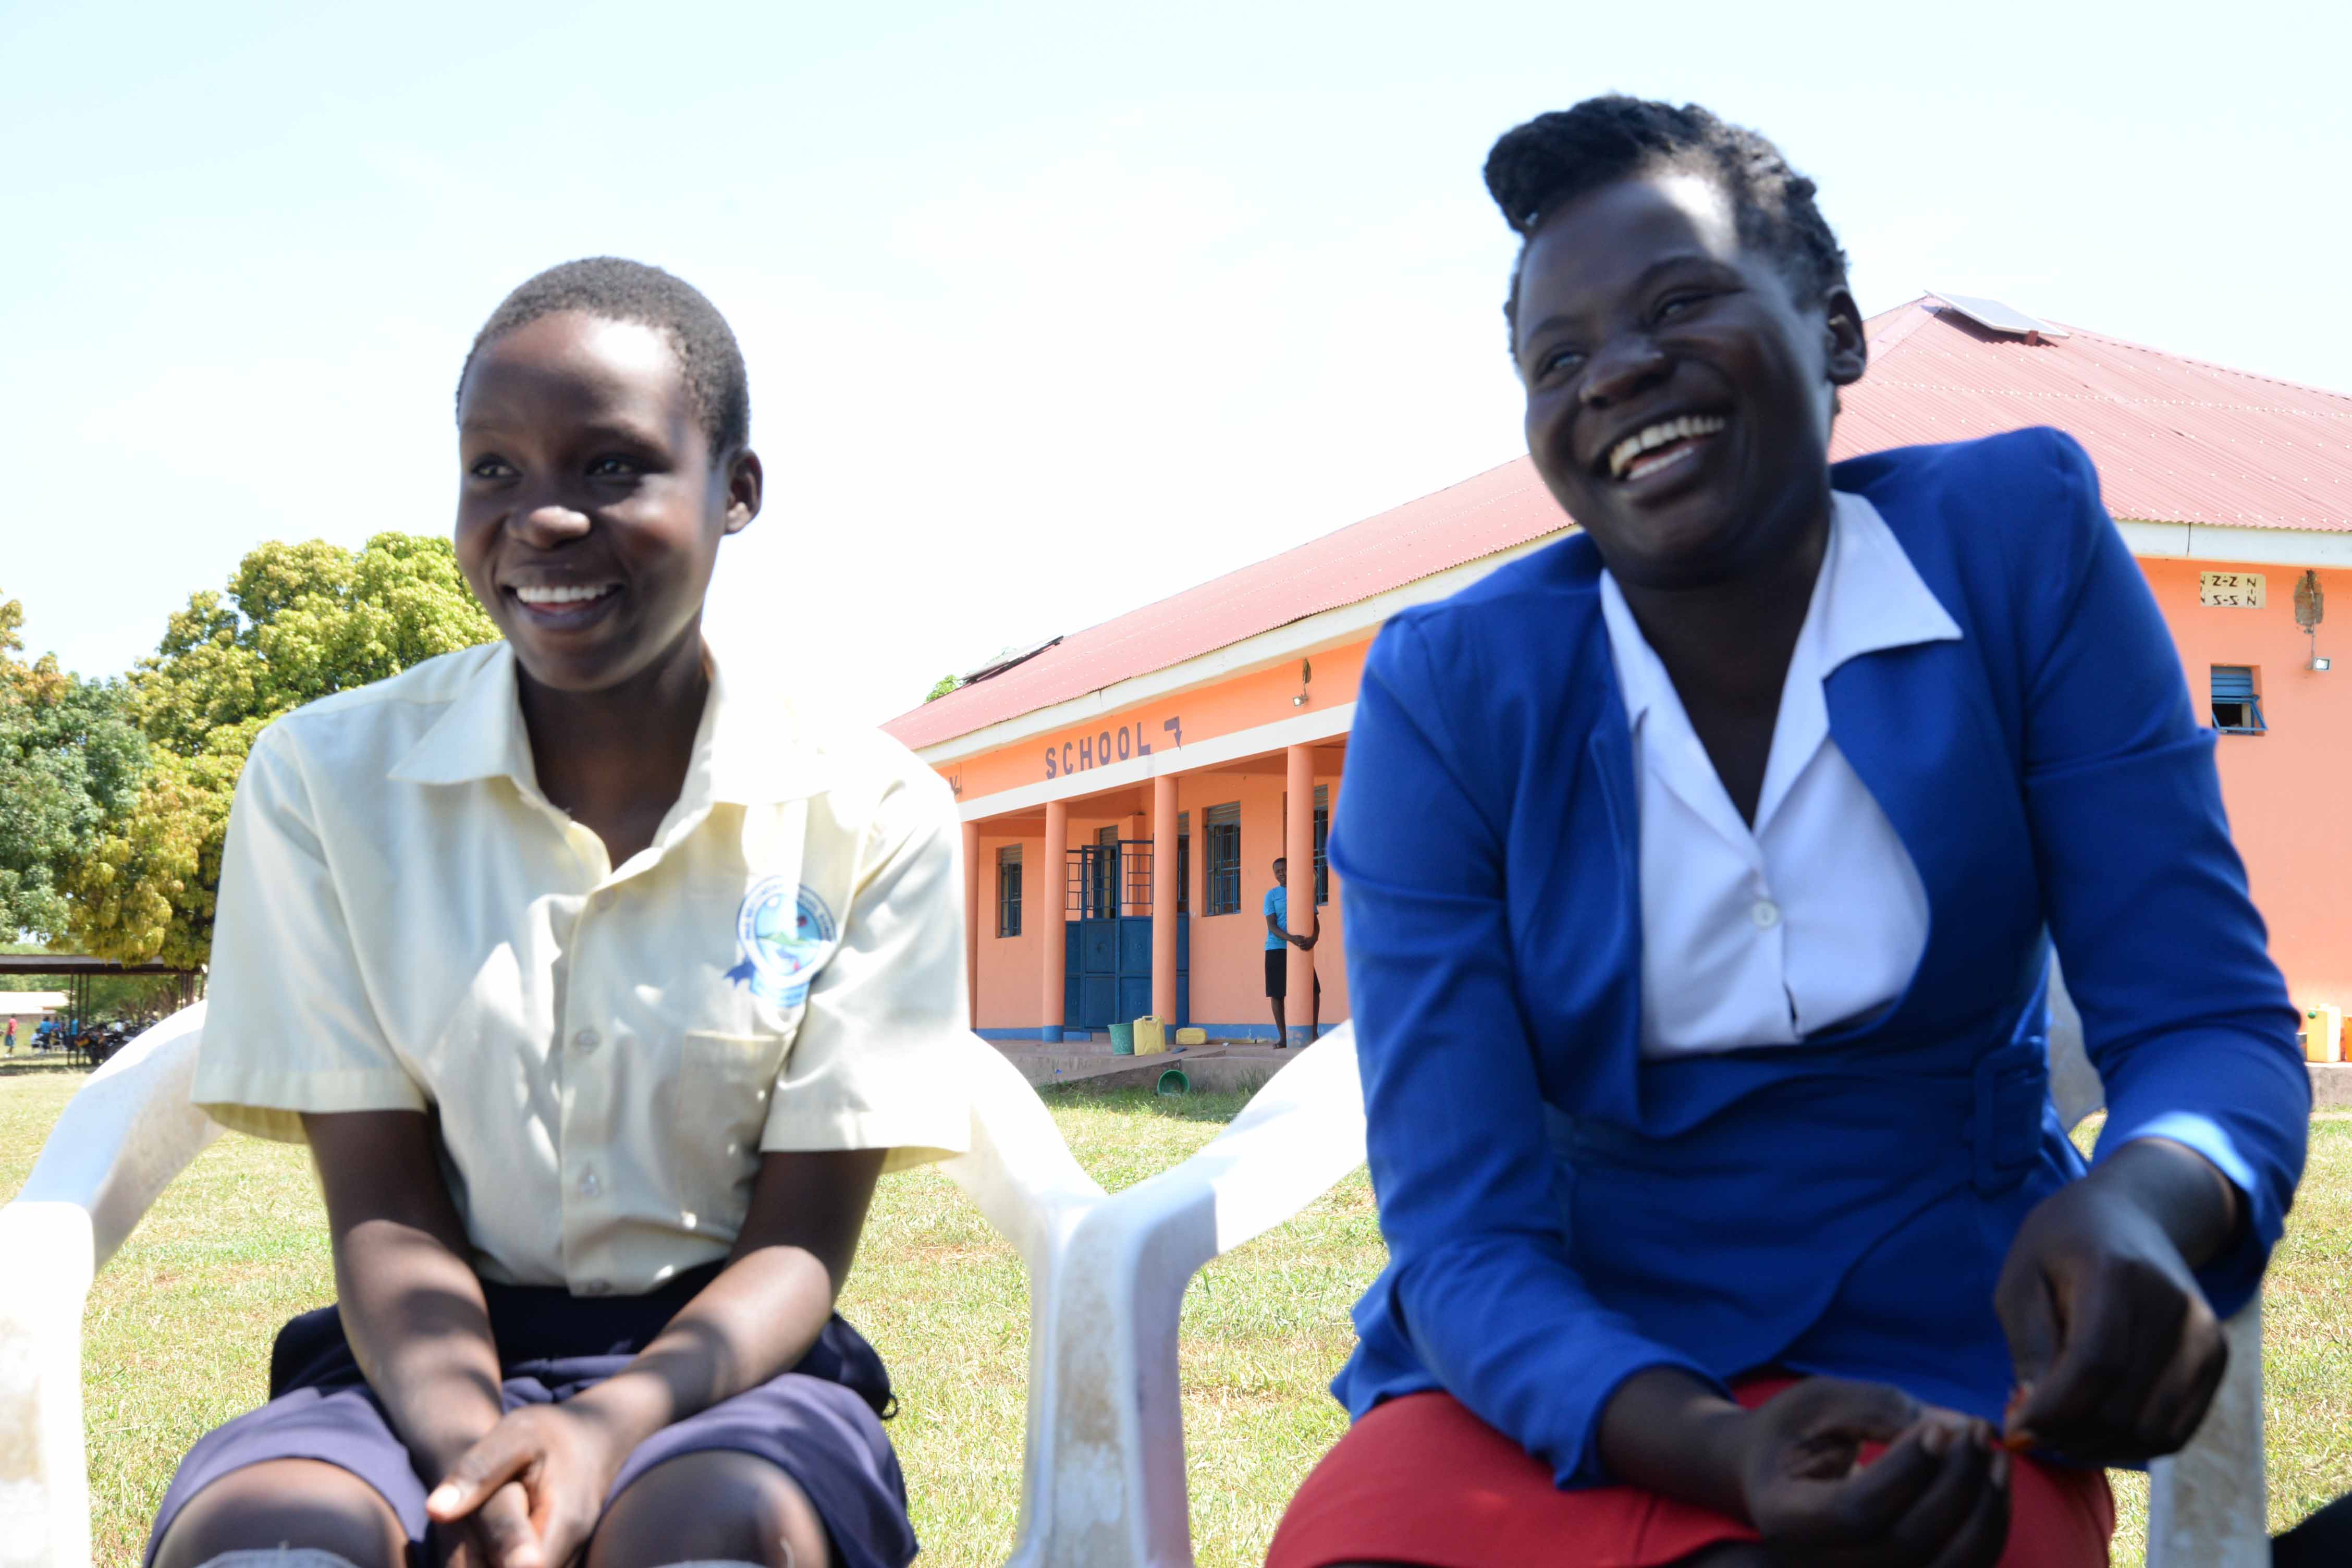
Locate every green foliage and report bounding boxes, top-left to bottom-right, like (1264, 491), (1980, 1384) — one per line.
(0, 596), (149, 942)
(66, 534), (500, 967)
(925, 673), (961, 702)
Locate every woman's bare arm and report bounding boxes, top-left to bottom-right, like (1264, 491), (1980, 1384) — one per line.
(421, 1147), (887, 1565)
(305, 1109), (509, 1480)
(560, 1147), (887, 1446)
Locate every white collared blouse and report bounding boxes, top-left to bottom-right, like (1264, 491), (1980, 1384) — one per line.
(1598, 489), (1964, 1058)
(192, 641), (972, 1295)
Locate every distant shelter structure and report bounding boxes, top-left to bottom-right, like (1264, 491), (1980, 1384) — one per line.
(0, 955), (201, 1037)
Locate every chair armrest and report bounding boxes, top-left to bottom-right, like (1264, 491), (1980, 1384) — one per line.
(1015, 1025), (1367, 1568)
(2145, 1300), (2267, 1567)
(0, 1004), (222, 1568)
(0, 1203), (97, 1568)
(15, 1003), (222, 1269)
(941, 1031), (1106, 1269)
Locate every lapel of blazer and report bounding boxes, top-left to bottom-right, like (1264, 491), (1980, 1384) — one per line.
(1576, 618), (1649, 1122)
(1824, 617), (2041, 1042)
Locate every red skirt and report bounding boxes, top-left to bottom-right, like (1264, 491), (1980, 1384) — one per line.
(1267, 1381), (2112, 1568)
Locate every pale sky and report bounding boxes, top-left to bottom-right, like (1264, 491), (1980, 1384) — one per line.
(6, 0), (2346, 730)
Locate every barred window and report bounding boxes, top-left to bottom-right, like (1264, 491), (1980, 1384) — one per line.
(1176, 811), (1190, 915)
(1205, 802), (1242, 916)
(996, 846), (1022, 937)
(1313, 785), (1330, 905)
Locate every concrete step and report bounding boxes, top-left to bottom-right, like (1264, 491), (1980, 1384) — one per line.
(990, 1042), (1300, 1095)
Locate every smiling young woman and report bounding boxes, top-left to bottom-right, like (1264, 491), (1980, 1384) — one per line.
(1264, 97), (2310, 1568)
(146, 259), (971, 1568)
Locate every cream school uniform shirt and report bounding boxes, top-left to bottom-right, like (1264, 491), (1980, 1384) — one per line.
(193, 641), (971, 1296)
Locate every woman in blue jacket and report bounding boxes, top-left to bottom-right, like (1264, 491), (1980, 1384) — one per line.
(1267, 97), (2309, 1568)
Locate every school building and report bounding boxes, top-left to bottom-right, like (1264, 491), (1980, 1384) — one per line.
(884, 294), (2352, 1048)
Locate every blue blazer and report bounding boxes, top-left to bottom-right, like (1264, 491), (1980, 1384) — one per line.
(1327, 427), (2310, 1487)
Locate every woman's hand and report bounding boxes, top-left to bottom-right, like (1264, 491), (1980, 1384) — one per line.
(426, 1403), (630, 1568)
(1994, 1140), (2235, 1463)
(1734, 1379), (2010, 1566)
(1598, 1369), (2004, 1564)
(429, 1480), (537, 1568)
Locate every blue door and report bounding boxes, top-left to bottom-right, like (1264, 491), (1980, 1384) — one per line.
(1064, 840), (1187, 1030)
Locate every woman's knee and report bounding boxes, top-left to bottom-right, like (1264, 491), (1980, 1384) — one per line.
(150, 1459), (407, 1568)
(589, 1449), (829, 1568)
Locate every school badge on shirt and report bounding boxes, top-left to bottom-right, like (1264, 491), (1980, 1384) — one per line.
(727, 875), (838, 1007)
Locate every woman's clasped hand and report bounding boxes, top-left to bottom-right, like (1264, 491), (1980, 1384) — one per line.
(1668, 1135), (2235, 1566)
(1733, 1380), (2010, 1568)
(424, 1402), (630, 1568)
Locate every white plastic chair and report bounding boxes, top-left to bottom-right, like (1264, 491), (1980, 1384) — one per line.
(2046, 966), (2269, 1567)
(0, 1000), (2267, 1566)
(0, 1007), (1367, 1568)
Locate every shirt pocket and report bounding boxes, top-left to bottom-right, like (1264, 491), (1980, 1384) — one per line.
(668, 1030), (783, 1228)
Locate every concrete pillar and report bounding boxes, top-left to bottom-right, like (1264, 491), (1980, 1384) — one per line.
(1152, 773), (1178, 1024)
(1191, 791), (1208, 923)
(962, 820), (982, 1028)
(1041, 799), (1068, 1043)
(1285, 744), (1315, 1046)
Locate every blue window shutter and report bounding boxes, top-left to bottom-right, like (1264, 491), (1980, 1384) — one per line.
(2211, 666), (2266, 733)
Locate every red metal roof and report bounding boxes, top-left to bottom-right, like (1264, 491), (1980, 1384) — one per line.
(885, 452), (1561, 750)
(889, 297), (2352, 750)
(1833, 299), (2352, 531)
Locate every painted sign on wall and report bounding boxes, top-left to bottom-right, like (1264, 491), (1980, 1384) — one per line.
(2200, 571), (2267, 608)
(1044, 715), (1183, 779)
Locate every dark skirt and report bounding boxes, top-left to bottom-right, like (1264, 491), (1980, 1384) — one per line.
(145, 1264), (915, 1568)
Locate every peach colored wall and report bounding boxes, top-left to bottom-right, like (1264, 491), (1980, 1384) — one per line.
(944, 641), (1369, 803)
(2140, 558), (2352, 1014)
(1175, 770), (1348, 1032)
(974, 831), (1045, 1030)
(967, 770), (1347, 1034)
(963, 549), (2352, 1034)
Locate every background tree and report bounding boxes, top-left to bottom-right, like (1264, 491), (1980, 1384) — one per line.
(68, 534), (499, 967)
(0, 595), (149, 943)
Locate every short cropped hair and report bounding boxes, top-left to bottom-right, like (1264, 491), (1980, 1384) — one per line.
(457, 257), (751, 457)
(1484, 96), (1849, 349)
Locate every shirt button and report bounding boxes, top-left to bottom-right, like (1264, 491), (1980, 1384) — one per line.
(580, 1279), (611, 1296)
(593, 890), (615, 911)
(1750, 899), (1782, 930)
(579, 1167), (601, 1197)
(574, 1029), (601, 1052)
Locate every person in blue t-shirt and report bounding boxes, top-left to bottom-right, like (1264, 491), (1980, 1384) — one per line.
(1263, 857), (1320, 1046)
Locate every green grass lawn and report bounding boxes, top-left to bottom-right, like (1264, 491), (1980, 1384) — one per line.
(1, 1067), (2343, 1565)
